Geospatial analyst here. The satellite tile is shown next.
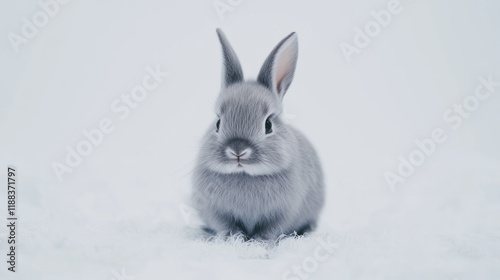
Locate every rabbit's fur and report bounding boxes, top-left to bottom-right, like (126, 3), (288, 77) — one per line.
(192, 29), (324, 240)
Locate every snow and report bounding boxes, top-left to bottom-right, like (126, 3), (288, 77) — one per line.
(1, 0), (500, 279)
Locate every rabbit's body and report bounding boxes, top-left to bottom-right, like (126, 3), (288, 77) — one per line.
(192, 30), (324, 240)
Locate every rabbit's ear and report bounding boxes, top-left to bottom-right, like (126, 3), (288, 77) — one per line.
(216, 28), (244, 87)
(257, 32), (298, 99)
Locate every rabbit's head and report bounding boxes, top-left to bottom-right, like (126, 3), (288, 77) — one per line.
(199, 29), (299, 176)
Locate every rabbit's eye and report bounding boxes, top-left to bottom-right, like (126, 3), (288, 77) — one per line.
(216, 119), (221, 132)
(265, 117), (273, 134)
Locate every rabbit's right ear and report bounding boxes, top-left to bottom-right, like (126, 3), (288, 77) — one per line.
(216, 28), (244, 88)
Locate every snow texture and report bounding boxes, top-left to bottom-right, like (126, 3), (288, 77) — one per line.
(1, 0), (500, 279)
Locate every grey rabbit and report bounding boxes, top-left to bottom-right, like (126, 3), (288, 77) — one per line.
(192, 28), (324, 241)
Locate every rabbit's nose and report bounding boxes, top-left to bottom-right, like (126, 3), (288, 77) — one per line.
(226, 147), (252, 160)
(225, 138), (252, 160)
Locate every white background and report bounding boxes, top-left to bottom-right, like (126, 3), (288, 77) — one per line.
(1, 0), (500, 279)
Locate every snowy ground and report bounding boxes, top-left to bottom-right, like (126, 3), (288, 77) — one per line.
(1, 0), (500, 279)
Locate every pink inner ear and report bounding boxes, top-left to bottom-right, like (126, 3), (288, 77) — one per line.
(274, 44), (295, 94)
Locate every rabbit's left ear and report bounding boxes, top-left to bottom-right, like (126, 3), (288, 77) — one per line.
(257, 32), (298, 99)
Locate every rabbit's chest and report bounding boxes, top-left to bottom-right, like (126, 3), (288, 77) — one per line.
(213, 172), (300, 216)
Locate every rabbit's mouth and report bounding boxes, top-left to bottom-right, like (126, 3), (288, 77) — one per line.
(223, 159), (252, 172)
(210, 159), (283, 176)
(233, 159), (246, 168)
